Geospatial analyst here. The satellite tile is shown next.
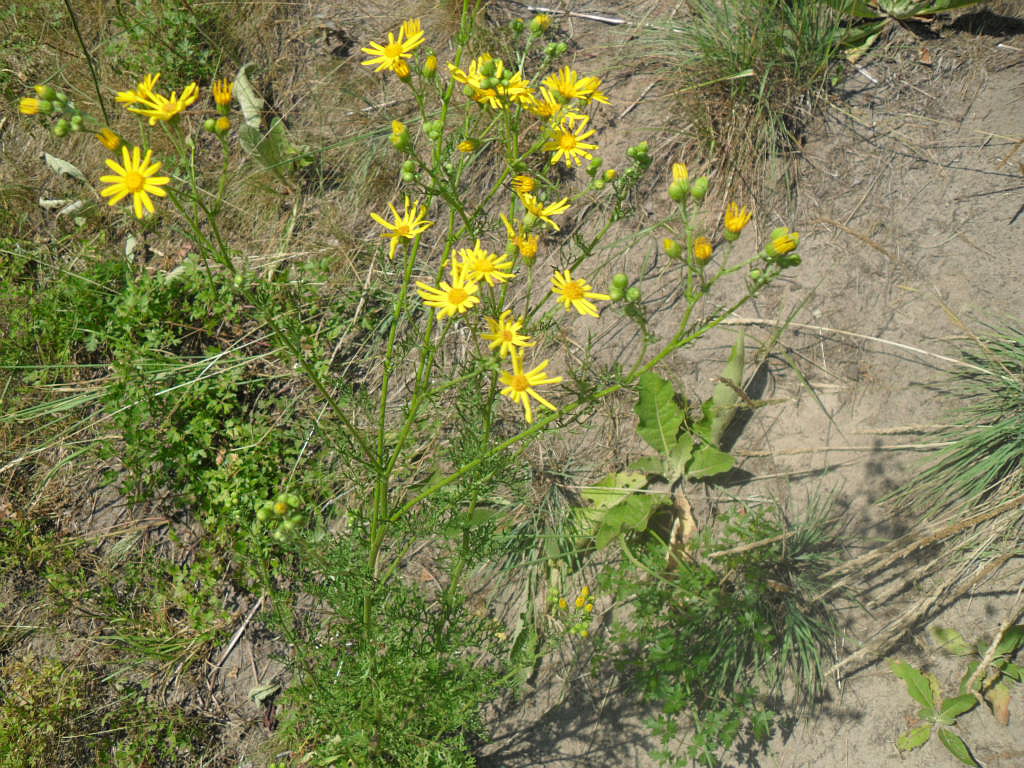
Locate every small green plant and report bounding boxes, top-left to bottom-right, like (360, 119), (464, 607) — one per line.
(891, 660), (981, 766)
(932, 623), (1024, 726)
(602, 501), (844, 766)
(826, 1), (988, 59)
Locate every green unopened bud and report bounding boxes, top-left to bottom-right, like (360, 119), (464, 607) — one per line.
(626, 286), (641, 303)
(749, 269), (763, 283)
(512, 18), (525, 34)
(69, 114), (83, 131)
(555, 42), (568, 55)
(530, 14), (551, 35)
(37, 99), (55, 114)
(480, 59), (496, 78)
(587, 156), (603, 176)
(691, 176), (709, 202)
(592, 178), (605, 190)
(604, 169), (616, 181)
(609, 286), (624, 302)
(53, 118), (69, 137)
(204, 117), (217, 132)
(54, 91), (69, 104)
(612, 273), (629, 290)
(663, 238), (683, 260)
(669, 179), (689, 202)
(34, 84), (56, 100)
(423, 53), (437, 78)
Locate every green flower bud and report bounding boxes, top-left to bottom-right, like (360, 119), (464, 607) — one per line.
(626, 286), (641, 302)
(663, 238), (683, 260)
(530, 14), (551, 35)
(611, 273), (629, 290)
(555, 42), (568, 55)
(512, 18), (525, 34)
(34, 84), (56, 100)
(37, 99), (55, 114)
(609, 286), (624, 302)
(587, 156), (603, 176)
(53, 118), (69, 137)
(204, 117), (218, 133)
(691, 176), (709, 201)
(669, 179), (688, 202)
(54, 91), (69, 104)
(592, 178), (606, 190)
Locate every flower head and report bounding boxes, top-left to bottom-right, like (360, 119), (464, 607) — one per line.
(448, 55), (534, 111)
(370, 196), (433, 259)
(723, 202), (752, 240)
(511, 175), (536, 194)
(115, 73), (161, 104)
(500, 214), (540, 260)
(99, 145), (171, 219)
(96, 128), (122, 151)
(519, 192), (569, 231)
(361, 20), (425, 73)
(126, 82), (199, 125)
(551, 269), (611, 318)
(482, 310), (535, 358)
(693, 236), (713, 262)
(544, 113), (598, 167)
(765, 229), (799, 259)
(458, 240), (516, 286)
(212, 78), (233, 110)
(19, 98), (41, 115)
(415, 260), (479, 319)
(543, 66), (588, 102)
(499, 351), (562, 423)
(457, 139), (479, 153)
(672, 163), (688, 183)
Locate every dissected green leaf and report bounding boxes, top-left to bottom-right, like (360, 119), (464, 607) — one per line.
(933, 626), (975, 656)
(580, 472), (647, 510)
(939, 694), (978, 723)
(891, 660), (936, 709)
(937, 728), (980, 767)
(896, 724), (932, 751)
(635, 372), (683, 456)
(43, 153), (87, 183)
(686, 443), (735, 480)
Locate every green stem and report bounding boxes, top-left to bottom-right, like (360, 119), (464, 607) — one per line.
(63, 0), (110, 125)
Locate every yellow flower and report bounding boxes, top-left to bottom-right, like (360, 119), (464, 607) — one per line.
(212, 78), (233, 108)
(526, 87), (565, 119)
(423, 54), (438, 77)
(457, 139), (478, 153)
(577, 75), (610, 104)
(723, 202), (752, 239)
(361, 20), (425, 73)
(499, 351), (562, 423)
(448, 55), (535, 111)
(766, 229), (799, 258)
(459, 240), (516, 286)
(543, 66), (588, 101)
(551, 269), (611, 318)
(115, 73), (160, 104)
(531, 14), (552, 33)
(693, 236), (713, 262)
(519, 192), (570, 231)
(393, 59), (411, 79)
(544, 113), (598, 167)
(19, 98), (41, 115)
(511, 175), (535, 194)
(99, 145), (171, 219)
(126, 82), (199, 125)
(672, 163), (688, 182)
(370, 196), (433, 259)
(96, 128), (122, 151)
(214, 116), (231, 133)
(500, 214), (540, 260)
(415, 260), (479, 319)
(482, 310), (535, 358)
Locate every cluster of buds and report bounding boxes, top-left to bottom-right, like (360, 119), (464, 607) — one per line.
(585, 157), (616, 190)
(19, 84), (91, 138)
(202, 78), (234, 136)
(256, 492), (305, 542)
(609, 272), (641, 304)
(668, 162), (708, 204)
(750, 227), (801, 285)
(554, 585), (595, 638)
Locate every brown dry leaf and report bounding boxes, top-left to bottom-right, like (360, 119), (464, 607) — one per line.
(987, 682), (1011, 726)
(919, 45), (933, 66)
(666, 490), (698, 569)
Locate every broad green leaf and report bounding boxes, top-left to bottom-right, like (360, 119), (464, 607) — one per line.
(1002, 662), (1023, 683)
(822, 0), (882, 17)
(987, 682), (1011, 726)
(233, 63), (264, 129)
(43, 153), (87, 183)
(939, 694), (978, 723)
(937, 728), (980, 767)
(996, 624), (1024, 656)
(959, 659), (981, 695)
(927, 672), (943, 711)
(932, 626), (975, 656)
(635, 372), (683, 456)
(594, 494), (669, 549)
(891, 660), (936, 709)
(580, 472), (647, 509)
(665, 435), (694, 484)
(707, 331), (745, 447)
(912, 0), (987, 15)
(896, 724), (932, 751)
(629, 456), (665, 475)
(686, 443), (735, 480)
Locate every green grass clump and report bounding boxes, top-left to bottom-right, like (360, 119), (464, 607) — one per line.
(896, 326), (1024, 511)
(654, 0), (843, 183)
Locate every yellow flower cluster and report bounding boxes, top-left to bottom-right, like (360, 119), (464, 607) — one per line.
(117, 72), (199, 126)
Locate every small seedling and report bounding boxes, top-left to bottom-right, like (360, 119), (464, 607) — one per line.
(891, 659), (981, 766)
